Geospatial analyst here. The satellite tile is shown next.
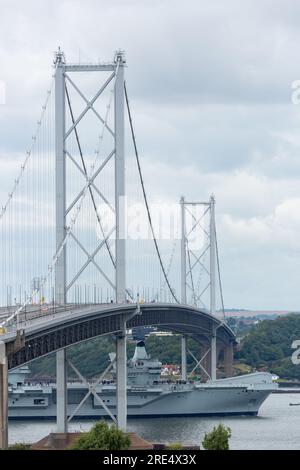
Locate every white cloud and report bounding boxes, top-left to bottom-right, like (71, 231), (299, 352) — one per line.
(222, 198), (300, 249)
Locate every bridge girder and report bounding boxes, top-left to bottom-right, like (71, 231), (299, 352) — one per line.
(2, 303), (235, 370)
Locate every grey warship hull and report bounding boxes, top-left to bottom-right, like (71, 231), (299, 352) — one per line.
(8, 374), (275, 420)
(8, 342), (277, 420)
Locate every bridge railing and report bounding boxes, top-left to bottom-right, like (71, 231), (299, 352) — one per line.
(0, 303), (99, 332)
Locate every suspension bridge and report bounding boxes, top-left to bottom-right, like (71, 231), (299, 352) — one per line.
(0, 49), (235, 448)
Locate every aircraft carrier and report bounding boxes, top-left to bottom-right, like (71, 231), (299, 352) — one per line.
(8, 341), (277, 419)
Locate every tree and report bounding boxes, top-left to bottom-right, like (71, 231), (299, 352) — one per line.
(167, 442), (183, 449)
(71, 421), (131, 450)
(7, 443), (31, 450)
(202, 424), (231, 450)
(234, 314), (300, 380)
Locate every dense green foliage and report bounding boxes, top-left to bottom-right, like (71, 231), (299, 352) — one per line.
(7, 443), (31, 450)
(226, 317), (254, 336)
(202, 424), (231, 450)
(167, 442), (183, 449)
(29, 336), (116, 378)
(226, 315), (278, 337)
(236, 314), (300, 379)
(29, 335), (199, 378)
(71, 421), (131, 450)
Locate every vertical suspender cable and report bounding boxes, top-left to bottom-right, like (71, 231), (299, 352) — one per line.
(215, 225), (225, 320)
(124, 82), (179, 304)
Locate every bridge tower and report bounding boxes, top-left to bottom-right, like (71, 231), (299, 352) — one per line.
(54, 49), (127, 432)
(0, 342), (8, 449)
(180, 195), (218, 381)
(180, 197), (187, 381)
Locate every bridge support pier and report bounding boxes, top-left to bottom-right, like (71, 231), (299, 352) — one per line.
(211, 328), (217, 381)
(56, 348), (67, 433)
(224, 343), (233, 377)
(0, 342), (8, 449)
(181, 336), (187, 381)
(116, 320), (127, 431)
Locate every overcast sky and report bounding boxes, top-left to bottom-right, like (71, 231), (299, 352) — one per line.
(1, 0), (300, 310)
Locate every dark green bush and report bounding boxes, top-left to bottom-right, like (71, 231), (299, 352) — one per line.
(71, 420), (131, 450)
(202, 424), (231, 450)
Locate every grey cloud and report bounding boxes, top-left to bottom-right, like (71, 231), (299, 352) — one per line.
(1, 0), (300, 308)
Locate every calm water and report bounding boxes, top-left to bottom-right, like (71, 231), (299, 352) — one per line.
(8, 393), (300, 450)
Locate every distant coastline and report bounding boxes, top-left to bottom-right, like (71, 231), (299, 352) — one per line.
(216, 310), (292, 318)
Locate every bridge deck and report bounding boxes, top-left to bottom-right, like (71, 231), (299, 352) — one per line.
(0, 302), (235, 370)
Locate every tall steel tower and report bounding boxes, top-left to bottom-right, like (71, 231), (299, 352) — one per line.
(180, 195), (217, 381)
(54, 49), (127, 431)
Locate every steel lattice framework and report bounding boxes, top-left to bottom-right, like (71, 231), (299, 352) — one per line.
(180, 195), (216, 312)
(54, 49), (126, 307)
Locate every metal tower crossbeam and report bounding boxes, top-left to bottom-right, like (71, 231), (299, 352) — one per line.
(185, 205), (210, 239)
(188, 347), (211, 380)
(67, 358), (116, 424)
(64, 73), (115, 138)
(66, 231), (116, 292)
(65, 150), (115, 213)
(187, 245), (210, 277)
(180, 196), (215, 310)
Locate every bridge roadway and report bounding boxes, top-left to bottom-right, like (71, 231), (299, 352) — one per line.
(0, 302), (235, 370)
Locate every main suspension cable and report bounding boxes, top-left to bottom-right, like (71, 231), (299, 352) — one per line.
(124, 82), (179, 303)
(187, 246), (196, 305)
(215, 224), (226, 320)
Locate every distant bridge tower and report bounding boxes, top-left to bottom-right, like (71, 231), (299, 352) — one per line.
(54, 49), (127, 432)
(180, 195), (218, 381)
